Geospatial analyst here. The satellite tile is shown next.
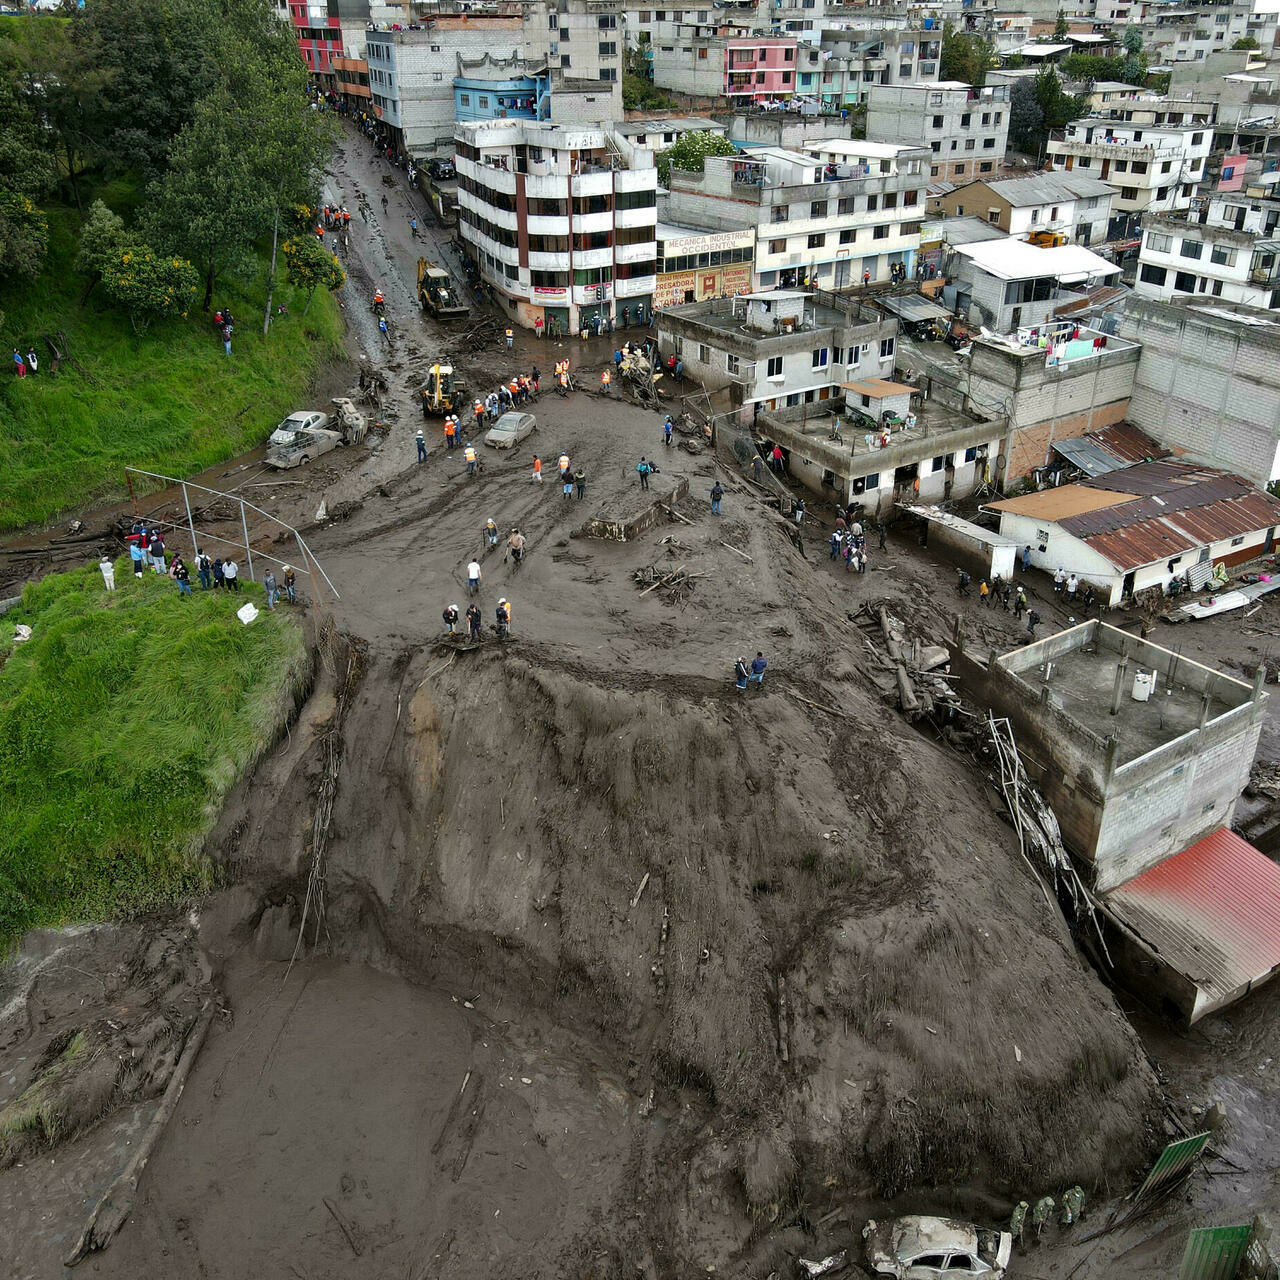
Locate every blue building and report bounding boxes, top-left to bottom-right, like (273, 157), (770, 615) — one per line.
(454, 56), (551, 123)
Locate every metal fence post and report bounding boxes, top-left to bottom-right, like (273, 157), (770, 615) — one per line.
(182, 482), (199, 559)
(241, 501), (255, 583)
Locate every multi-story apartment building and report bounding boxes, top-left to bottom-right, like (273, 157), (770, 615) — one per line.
(1046, 118), (1212, 221)
(866, 81), (1011, 183)
(663, 140), (928, 289)
(651, 35), (800, 102)
(1134, 192), (1280, 307)
(455, 119), (658, 332)
(627, 0), (826, 51)
(1094, 0), (1277, 65)
(363, 0), (622, 156)
(279, 0), (346, 77)
(806, 28), (941, 105)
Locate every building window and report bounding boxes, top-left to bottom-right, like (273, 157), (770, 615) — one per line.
(1180, 239), (1203, 259)
(873, 225), (889, 239)
(769, 239), (786, 254)
(1120, 186), (1139, 201)
(460, 93), (470, 105)
(698, 344), (710, 362)
(600, 67), (617, 81)
(599, 41), (617, 55)
(839, 228), (856, 244)
(1139, 264), (1168, 286)
(1210, 243), (1236, 266)
(812, 347), (828, 367)
(1173, 270), (1197, 292)
(433, 72), (443, 81)
(807, 232), (825, 248)
(879, 336), (895, 359)
(767, 356), (784, 378)
(727, 353), (740, 375)
(597, 13), (617, 26)
(1146, 231), (1172, 252)
(811, 199), (827, 218)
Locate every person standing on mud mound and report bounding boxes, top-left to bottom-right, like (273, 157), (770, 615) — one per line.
(495, 598), (510, 639)
(464, 442), (478, 475)
(664, 416), (674, 448)
(467, 560), (481, 595)
(637, 457), (652, 491)
(710, 482), (724, 516)
(506, 529), (525, 564)
(749, 653), (767, 686)
(531, 454), (543, 483)
(416, 429), (427, 463)
(1009, 1201), (1028, 1250)
(734, 657), (749, 691)
(484, 518), (499, 549)
(466, 602), (482, 641)
(443, 603), (459, 634)
(574, 467), (586, 500)
(1030, 1196), (1055, 1242)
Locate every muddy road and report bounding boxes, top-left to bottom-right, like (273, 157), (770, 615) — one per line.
(3, 122), (1280, 1280)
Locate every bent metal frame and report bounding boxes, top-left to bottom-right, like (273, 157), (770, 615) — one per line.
(123, 466), (340, 603)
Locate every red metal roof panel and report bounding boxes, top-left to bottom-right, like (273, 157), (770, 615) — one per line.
(1105, 828), (1280, 1016)
(1076, 519), (1197, 571)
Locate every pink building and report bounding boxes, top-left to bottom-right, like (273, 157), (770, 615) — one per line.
(723, 38), (798, 102)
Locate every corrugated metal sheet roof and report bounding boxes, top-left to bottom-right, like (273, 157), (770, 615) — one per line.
(984, 172), (1119, 206)
(878, 293), (950, 322)
(1053, 436), (1126, 476)
(984, 486), (1135, 520)
(1105, 828), (1280, 1019)
(1178, 1224), (1254, 1280)
(1071, 515), (1198, 571)
(1135, 1132), (1212, 1202)
(1077, 460), (1245, 503)
(1087, 421), (1169, 465)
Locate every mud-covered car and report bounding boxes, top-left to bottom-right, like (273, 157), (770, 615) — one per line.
(483, 411), (536, 449)
(865, 1216), (1012, 1278)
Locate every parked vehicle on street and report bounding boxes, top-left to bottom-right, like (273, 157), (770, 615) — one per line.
(865, 1216), (1013, 1278)
(483, 411), (536, 449)
(426, 157), (455, 181)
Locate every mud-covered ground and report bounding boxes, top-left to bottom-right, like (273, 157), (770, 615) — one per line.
(3, 122), (1280, 1280)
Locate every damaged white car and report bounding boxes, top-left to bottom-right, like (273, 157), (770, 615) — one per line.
(864, 1216), (1013, 1278)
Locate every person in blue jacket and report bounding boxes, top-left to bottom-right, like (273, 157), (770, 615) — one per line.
(749, 652), (767, 686)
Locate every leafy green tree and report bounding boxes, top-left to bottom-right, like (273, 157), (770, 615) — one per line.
(1232, 35), (1259, 50)
(1009, 78), (1045, 155)
(76, 0), (219, 179)
(0, 74), (54, 283)
(939, 23), (996, 87)
(1120, 26), (1147, 84)
(75, 199), (128, 303)
(1055, 9), (1069, 38)
(282, 236), (345, 314)
(99, 243), (199, 332)
(657, 130), (738, 185)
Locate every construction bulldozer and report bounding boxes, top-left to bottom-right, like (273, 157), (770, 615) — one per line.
(419, 362), (470, 416)
(417, 258), (470, 321)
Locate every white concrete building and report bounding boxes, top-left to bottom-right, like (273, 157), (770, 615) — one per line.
(662, 139), (928, 290)
(655, 289), (899, 411)
(1134, 192), (1280, 308)
(1094, 0), (1277, 66)
(1046, 117), (1212, 220)
(866, 81), (1011, 183)
(455, 118), (657, 332)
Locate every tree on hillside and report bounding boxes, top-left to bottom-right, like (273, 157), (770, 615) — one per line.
(283, 236), (345, 314)
(1009, 79), (1045, 156)
(939, 23), (996, 87)
(1121, 26), (1148, 85)
(657, 131), (737, 186)
(145, 0), (332, 315)
(98, 244), (199, 332)
(75, 199), (127, 303)
(0, 76), (54, 283)
(76, 0), (219, 179)
(1055, 9), (1069, 38)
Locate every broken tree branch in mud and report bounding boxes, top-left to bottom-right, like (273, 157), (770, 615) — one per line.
(64, 1001), (216, 1267)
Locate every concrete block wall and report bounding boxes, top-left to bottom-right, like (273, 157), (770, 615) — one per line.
(1120, 298), (1280, 487)
(1095, 717), (1264, 889)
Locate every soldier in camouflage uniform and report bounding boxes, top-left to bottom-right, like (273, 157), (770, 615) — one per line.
(1060, 1185), (1085, 1226)
(1031, 1196), (1056, 1241)
(1009, 1201), (1029, 1249)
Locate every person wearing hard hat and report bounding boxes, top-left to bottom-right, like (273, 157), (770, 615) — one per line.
(415, 429), (427, 463)
(464, 442), (477, 475)
(443, 603), (460, 634)
(444, 416), (457, 450)
(505, 327), (514, 349)
(600, 367), (611, 394)
(484, 518), (499, 549)
(473, 399), (485, 431)
(495, 597), (511, 638)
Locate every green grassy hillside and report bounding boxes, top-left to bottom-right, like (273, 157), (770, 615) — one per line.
(0, 181), (345, 532)
(0, 561), (309, 951)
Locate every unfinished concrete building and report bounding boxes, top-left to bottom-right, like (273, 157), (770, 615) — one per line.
(952, 620), (1280, 1023)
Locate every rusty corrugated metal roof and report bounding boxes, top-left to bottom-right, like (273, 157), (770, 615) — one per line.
(1104, 828), (1280, 1020)
(1087, 421), (1170, 465)
(1078, 460), (1245, 502)
(1072, 518), (1198, 571)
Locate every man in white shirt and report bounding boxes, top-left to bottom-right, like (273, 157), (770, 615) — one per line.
(467, 560), (481, 596)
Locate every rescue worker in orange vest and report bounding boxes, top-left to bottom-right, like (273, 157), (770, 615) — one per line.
(464, 442), (478, 475)
(474, 399), (485, 430)
(508, 377), (520, 403)
(600, 368), (611, 394)
(444, 417), (457, 449)
(505, 327), (514, 349)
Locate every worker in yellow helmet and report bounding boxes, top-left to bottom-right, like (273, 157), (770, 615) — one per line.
(600, 367), (611, 394)
(464, 442), (477, 475)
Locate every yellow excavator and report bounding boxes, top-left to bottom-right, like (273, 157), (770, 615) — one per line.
(419, 362), (470, 416)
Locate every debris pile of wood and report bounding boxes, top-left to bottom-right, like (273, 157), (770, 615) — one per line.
(850, 601), (960, 721)
(357, 362), (388, 410)
(459, 317), (500, 351)
(1246, 760), (1280, 801)
(633, 561), (703, 605)
(617, 345), (664, 408)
